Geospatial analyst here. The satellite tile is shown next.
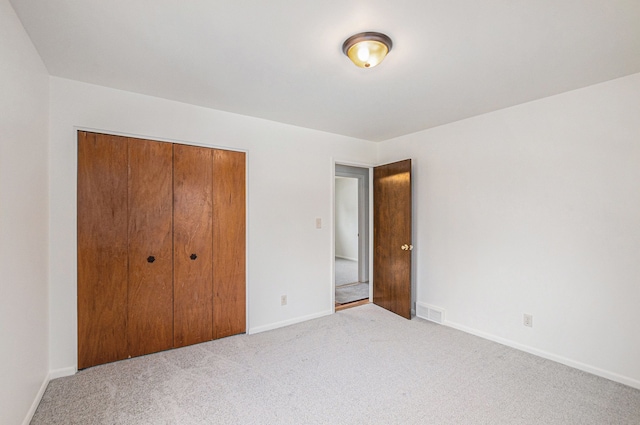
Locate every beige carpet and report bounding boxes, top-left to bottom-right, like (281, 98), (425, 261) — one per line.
(335, 257), (368, 304)
(32, 304), (640, 424)
(335, 282), (369, 304)
(335, 257), (358, 287)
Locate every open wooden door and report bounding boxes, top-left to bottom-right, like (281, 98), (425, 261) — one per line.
(373, 159), (412, 319)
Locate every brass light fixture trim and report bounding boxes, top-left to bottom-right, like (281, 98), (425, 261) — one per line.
(342, 31), (393, 68)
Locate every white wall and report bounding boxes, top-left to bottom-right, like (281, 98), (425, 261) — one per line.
(48, 77), (377, 373)
(378, 73), (640, 388)
(335, 177), (358, 260)
(0, 1), (50, 423)
(8, 5), (638, 416)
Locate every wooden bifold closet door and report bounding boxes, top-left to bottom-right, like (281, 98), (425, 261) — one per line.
(212, 149), (246, 339)
(173, 144), (214, 347)
(77, 132), (129, 368)
(127, 139), (174, 357)
(78, 131), (246, 369)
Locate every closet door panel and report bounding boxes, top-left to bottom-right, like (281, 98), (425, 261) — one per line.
(173, 144), (214, 347)
(127, 139), (174, 357)
(212, 149), (246, 339)
(77, 131), (129, 369)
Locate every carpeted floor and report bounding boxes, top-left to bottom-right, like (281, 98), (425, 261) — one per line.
(335, 257), (368, 304)
(32, 304), (640, 424)
(335, 282), (369, 304)
(335, 257), (358, 287)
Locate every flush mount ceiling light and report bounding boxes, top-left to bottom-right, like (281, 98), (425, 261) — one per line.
(342, 31), (393, 68)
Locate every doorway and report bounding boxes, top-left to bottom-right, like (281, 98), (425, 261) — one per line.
(334, 159), (413, 318)
(334, 164), (370, 309)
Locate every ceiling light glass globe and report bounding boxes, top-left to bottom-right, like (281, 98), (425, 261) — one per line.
(347, 40), (388, 68)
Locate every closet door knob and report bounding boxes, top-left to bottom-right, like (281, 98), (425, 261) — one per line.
(147, 256), (155, 263)
(190, 253), (197, 260)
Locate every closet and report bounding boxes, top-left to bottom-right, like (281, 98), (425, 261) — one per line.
(77, 131), (245, 369)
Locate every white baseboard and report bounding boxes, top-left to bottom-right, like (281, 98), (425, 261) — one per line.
(434, 318), (640, 390)
(49, 366), (76, 380)
(22, 366), (77, 425)
(248, 310), (333, 334)
(335, 255), (358, 262)
(22, 374), (49, 425)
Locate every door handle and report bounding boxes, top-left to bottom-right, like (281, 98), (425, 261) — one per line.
(401, 244), (413, 251)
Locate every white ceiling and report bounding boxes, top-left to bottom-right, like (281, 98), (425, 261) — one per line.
(10, 0), (640, 142)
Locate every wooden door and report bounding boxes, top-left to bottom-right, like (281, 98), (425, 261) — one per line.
(79, 132), (247, 367)
(77, 132), (129, 369)
(173, 144), (214, 347)
(373, 159), (412, 319)
(212, 150), (246, 338)
(127, 139), (174, 357)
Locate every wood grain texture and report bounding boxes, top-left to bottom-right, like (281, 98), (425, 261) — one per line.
(373, 159), (412, 319)
(77, 131), (129, 369)
(78, 132), (246, 366)
(127, 138), (174, 357)
(173, 144), (214, 347)
(212, 149), (246, 339)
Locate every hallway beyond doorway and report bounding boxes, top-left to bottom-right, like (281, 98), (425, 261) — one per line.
(335, 257), (368, 305)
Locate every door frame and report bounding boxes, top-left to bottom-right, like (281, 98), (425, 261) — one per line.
(332, 160), (374, 311)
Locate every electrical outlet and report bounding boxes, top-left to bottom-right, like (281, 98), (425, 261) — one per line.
(523, 314), (533, 328)
(281, 295), (287, 306)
